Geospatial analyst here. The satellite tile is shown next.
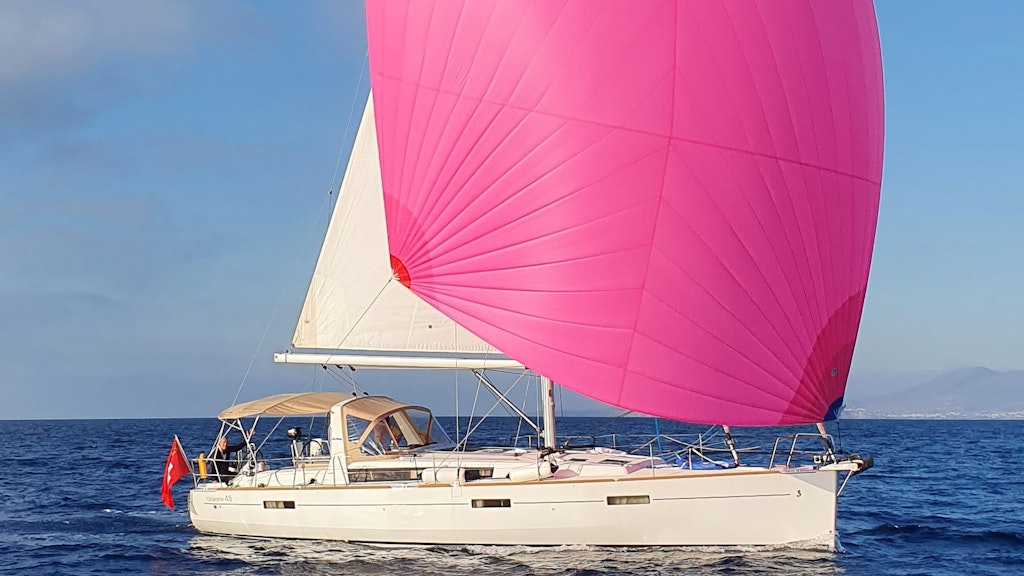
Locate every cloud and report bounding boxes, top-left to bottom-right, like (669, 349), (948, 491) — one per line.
(0, 0), (193, 83)
(0, 1), (370, 418)
(0, 1), (188, 140)
(0, 1), (254, 141)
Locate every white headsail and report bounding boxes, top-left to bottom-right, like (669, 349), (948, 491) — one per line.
(279, 95), (519, 370)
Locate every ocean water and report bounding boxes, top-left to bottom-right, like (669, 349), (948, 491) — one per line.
(1, 417), (1021, 575)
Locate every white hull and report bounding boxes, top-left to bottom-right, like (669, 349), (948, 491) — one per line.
(189, 464), (838, 549)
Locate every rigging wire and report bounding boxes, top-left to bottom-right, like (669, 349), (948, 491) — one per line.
(456, 370), (532, 451)
(321, 365), (367, 396)
(454, 369), (460, 447)
(227, 190), (334, 409)
(227, 54), (370, 409)
(328, 51), (370, 202)
(463, 377), (482, 449)
(588, 409), (636, 437)
(835, 418), (843, 452)
(512, 372), (535, 447)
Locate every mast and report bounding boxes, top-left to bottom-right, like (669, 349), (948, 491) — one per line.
(541, 376), (557, 449)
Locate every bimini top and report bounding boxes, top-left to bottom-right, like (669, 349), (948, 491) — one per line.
(218, 392), (351, 420)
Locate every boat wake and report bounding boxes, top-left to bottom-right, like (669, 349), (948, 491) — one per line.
(188, 534), (839, 575)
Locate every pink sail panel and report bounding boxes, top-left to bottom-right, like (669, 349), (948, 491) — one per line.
(365, 0), (884, 426)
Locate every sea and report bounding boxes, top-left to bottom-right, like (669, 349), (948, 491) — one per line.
(1, 417), (1021, 576)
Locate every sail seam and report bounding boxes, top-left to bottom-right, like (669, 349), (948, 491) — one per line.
(806, 3), (842, 407)
(419, 0), (682, 262)
(724, 0), (819, 371)
(684, 3), (812, 393)
(743, 3), (821, 386)
(652, 174), (805, 382)
(617, 0), (677, 408)
(655, 194), (807, 383)
(372, 73), (881, 187)
(401, 0), (493, 270)
(395, 11), (548, 270)
(635, 272), (803, 406)
(763, 2), (831, 389)
(420, 139), (664, 271)
(402, 3), (604, 269)
(436, 282), (794, 416)
(397, 0), (442, 271)
(628, 332), (800, 412)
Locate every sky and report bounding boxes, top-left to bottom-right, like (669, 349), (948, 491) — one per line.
(1, 1), (1021, 419)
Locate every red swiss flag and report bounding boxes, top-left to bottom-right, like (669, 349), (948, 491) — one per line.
(161, 436), (192, 509)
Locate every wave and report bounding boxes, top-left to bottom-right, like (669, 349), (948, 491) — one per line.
(859, 522), (1024, 546)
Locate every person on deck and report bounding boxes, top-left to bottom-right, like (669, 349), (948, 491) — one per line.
(209, 436), (247, 481)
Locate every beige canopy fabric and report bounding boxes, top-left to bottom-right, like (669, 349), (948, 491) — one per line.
(218, 392), (351, 420)
(341, 396), (434, 462)
(343, 396), (426, 421)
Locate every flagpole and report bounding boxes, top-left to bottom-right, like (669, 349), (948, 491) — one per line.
(173, 435), (193, 473)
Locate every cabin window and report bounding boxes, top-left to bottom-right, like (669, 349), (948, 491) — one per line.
(405, 409), (432, 444)
(346, 415), (371, 444)
(263, 500), (296, 509)
(346, 407), (453, 455)
(607, 495), (650, 505)
(355, 415), (407, 455)
(348, 468), (420, 483)
(471, 499), (511, 508)
(347, 415), (390, 456)
(463, 468), (494, 482)
(375, 415), (409, 450)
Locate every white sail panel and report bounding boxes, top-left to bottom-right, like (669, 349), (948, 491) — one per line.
(291, 95), (504, 355)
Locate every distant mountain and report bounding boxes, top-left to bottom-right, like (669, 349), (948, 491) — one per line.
(844, 367), (1024, 419)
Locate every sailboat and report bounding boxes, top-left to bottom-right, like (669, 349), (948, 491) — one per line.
(183, 0), (883, 549)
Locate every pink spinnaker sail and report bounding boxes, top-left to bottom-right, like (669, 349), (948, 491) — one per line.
(365, 0), (884, 426)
